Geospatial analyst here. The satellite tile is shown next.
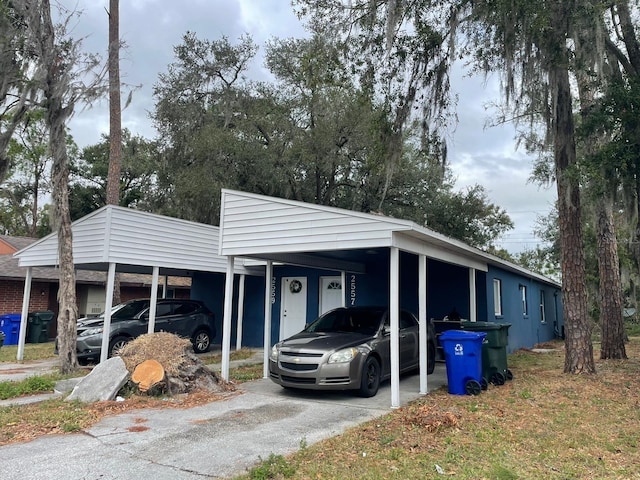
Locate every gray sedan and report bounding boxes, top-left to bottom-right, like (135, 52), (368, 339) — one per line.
(269, 306), (436, 397)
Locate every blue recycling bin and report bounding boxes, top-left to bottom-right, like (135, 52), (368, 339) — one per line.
(0, 313), (22, 346)
(439, 329), (486, 395)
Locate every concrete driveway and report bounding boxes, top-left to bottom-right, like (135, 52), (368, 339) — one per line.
(0, 365), (447, 479)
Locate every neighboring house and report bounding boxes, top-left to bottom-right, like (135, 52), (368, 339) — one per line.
(1, 235), (191, 341)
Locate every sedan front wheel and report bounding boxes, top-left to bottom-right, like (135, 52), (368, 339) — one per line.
(358, 356), (380, 397)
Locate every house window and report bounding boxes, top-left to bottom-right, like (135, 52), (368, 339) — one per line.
(520, 285), (528, 316)
(493, 279), (502, 316)
(540, 291), (546, 323)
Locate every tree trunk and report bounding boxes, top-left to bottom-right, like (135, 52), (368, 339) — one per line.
(107, 0), (122, 305)
(38, 0), (78, 374)
(551, 58), (595, 374)
(596, 195), (627, 359)
(107, 0), (122, 206)
(573, 28), (627, 362)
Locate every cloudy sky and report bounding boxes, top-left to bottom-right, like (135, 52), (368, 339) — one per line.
(62, 0), (556, 253)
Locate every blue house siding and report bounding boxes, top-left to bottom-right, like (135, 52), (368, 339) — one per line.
(476, 271), (488, 322)
(190, 256), (563, 351)
(426, 260), (470, 320)
(191, 272), (265, 346)
(486, 265), (563, 352)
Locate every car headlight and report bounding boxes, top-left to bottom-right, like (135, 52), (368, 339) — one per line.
(270, 344), (280, 361)
(79, 327), (103, 337)
(328, 347), (358, 364)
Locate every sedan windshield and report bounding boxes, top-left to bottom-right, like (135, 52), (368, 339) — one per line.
(305, 309), (383, 335)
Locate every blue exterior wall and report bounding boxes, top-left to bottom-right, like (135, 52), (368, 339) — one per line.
(268, 265), (342, 343)
(476, 271), (488, 322)
(190, 257), (564, 352)
(485, 265), (563, 352)
(426, 260), (471, 320)
(191, 272), (265, 346)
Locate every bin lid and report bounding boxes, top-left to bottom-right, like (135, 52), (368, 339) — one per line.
(461, 321), (511, 330)
(30, 311), (55, 321)
(0, 313), (22, 322)
(439, 329), (487, 341)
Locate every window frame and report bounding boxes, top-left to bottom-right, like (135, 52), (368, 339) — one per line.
(493, 279), (502, 317)
(520, 284), (528, 317)
(540, 291), (546, 323)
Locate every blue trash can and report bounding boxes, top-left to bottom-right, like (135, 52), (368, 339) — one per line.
(0, 313), (22, 346)
(439, 329), (486, 395)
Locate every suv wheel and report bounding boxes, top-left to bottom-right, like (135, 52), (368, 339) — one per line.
(109, 336), (130, 357)
(427, 341), (436, 374)
(192, 329), (211, 353)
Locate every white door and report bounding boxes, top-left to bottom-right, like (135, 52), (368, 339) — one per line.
(280, 277), (308, 339)
(319, 276), (343, 314)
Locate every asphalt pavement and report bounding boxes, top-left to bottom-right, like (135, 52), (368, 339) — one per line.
(0, 354), (448, 479)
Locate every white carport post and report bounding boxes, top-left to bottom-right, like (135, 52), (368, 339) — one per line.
(16, 267), (33, 361)
(263, 261), (273, 378)
(147, 266), (160, 333)
(469, 268), (477, 322)
(418, 254), (428, 395)
(162, 275), (168, 298)
(390, 247), (400, 409)
(221, 256), (235, 380)
(341, 271), (346, 307)
(99, 263), (117, 363)
(235, 274), (246, 350)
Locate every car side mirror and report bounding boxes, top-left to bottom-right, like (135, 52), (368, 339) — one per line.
(383, 325), (392, 336)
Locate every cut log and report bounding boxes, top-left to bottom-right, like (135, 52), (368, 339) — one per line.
(132, 359), (165, 392)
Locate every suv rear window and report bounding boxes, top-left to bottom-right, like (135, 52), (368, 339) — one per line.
(155, 303), (173, 316)
(173, 302), (198, 315)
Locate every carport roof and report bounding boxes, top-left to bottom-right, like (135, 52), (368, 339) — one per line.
(14, 205), (261, 277)
(219, 189), (560, 286)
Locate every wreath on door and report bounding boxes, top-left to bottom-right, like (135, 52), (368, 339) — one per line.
(289, 280), (303, 294)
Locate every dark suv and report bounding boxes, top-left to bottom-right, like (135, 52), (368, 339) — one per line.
(75, 299), (216, 364)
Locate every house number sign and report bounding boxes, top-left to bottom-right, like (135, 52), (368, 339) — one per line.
(271, 277), (276, 304)
(350, 274), (357, 305)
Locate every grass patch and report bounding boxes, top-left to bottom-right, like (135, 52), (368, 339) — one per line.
(236, 337), (640, 480)
(246, 453), (295, 479)
(0, 398), (100, 444)
(0, 375), (56, 400)
(228, 364), (263, 383)
(0, 342), (56, 362)
(202, 348), (256, 365)
(625, 320), (640, 337)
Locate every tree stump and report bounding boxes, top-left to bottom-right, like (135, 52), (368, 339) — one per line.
(131, 359), (165, 393)
(118, 332), (231, 395)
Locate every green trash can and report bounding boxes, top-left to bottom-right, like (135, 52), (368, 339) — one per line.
(27, 311), (55, 343)
(461, 321), (512, 386)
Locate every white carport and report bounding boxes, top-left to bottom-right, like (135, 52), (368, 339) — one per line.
(13, 205), (259, 362)
(218, 189), (497, 409)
